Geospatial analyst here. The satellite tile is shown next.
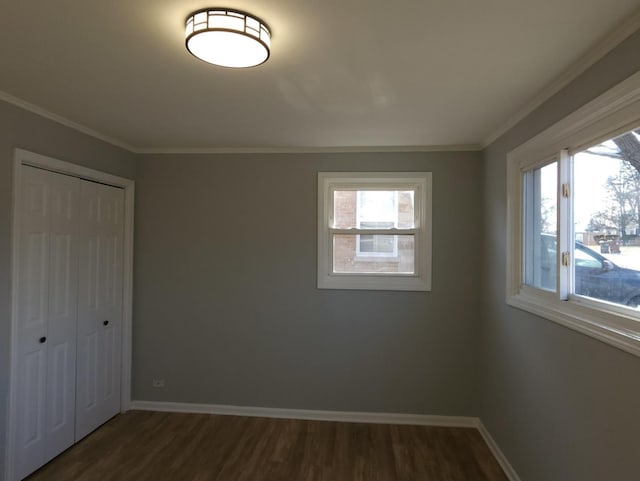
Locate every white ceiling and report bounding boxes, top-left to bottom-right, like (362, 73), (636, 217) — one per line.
(0, 0), (639, 151)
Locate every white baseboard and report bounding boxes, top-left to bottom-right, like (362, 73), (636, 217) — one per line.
(129, 400), (520, 481)
(130, 400), (477, 427)
(476, 420), (522, 481)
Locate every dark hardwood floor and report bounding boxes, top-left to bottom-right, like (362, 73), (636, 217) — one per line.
(26, 411), (508, 481)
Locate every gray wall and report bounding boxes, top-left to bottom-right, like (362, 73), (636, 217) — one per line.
(480, 31), (640, 481)
(133, 151), (483, 414)
(0, 100), (136, 479)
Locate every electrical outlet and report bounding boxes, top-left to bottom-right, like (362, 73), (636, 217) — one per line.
(152, 379), (165, 388)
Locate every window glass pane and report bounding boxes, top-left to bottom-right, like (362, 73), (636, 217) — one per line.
(333, 190), (414, 229)
(358, 221), (396, 256)
(358, 190), (396, 226)
(573, 127), (640, 307)
(524, 162), (557, 291)
(359, 234), (394, 253)
(333, 235), (414, 273)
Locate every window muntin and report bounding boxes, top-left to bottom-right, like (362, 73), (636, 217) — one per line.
(318, 172), (431, 291)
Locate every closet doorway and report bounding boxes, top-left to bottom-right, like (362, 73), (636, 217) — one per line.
(7, 149), (134, 481)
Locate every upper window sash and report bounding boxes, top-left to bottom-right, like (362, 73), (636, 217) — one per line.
(327, 185), (423, 227)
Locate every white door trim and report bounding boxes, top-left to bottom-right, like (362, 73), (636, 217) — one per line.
(6, 148), (135, 481)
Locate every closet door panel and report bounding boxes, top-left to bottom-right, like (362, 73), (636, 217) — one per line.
(76, 180), (124, 441)
(44, 174), (80, 462)
(16, 167), (50, 479)
(17, 349), (46, 479)
(16, 166), (79, 479)
(100, 199), (122, 420)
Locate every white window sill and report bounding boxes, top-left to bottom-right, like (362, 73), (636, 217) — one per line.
(507, 288), (640, 357)
(318, 274), (429, 291)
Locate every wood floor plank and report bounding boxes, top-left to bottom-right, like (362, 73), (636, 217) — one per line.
(25, 411), (508, 481)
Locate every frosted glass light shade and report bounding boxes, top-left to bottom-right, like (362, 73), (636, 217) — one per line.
(185, 8), (271, 68)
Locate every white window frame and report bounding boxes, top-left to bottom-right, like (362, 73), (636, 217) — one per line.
(506, 70), (640, 357)
(318, 172), (431, 291)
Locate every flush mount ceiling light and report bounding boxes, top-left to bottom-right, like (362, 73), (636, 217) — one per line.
(185, 8), (271, 68)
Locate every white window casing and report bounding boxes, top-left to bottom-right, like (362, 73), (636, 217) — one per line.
(318, 172), (432, 291)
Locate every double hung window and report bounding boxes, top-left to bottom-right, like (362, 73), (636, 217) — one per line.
(318, 172), (431, 291)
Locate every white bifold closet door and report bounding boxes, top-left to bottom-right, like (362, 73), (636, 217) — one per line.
(15, 166), (80, 479)
(15, 166), (124, 480)
(75, 179), (124, 441)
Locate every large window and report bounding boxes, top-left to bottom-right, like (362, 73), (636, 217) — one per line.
(318, 172), (431, 291)
(507, 71), (640, 355)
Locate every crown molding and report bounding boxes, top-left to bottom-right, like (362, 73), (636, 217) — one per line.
(134, 144), (482, 155)
(0, 90), (137, 153)
(482, 7), (640, 148)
